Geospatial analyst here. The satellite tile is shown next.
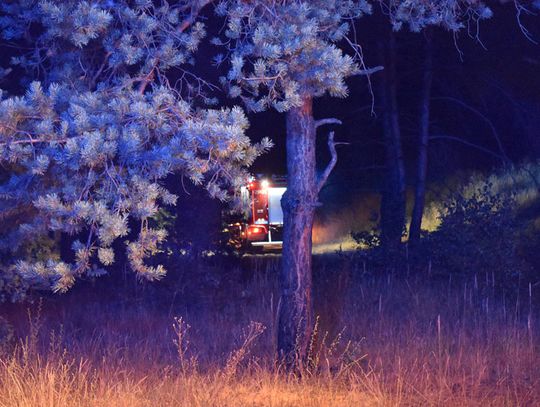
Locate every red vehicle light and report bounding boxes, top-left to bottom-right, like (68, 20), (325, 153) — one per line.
(248, 226), (265, 236)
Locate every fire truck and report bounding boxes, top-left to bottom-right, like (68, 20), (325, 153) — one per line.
(224, 176), (286, 252)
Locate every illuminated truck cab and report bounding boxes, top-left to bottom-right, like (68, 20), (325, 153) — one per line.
(230, 176), (286, 251)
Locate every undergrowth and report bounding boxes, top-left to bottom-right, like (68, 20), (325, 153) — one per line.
(1, 259), (538, 406)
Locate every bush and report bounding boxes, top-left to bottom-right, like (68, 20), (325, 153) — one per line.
(426, 185), (527, 276)
(0, 316), (14, 352)
(352, 162), (540, 284)
(0, 265), (30, 303)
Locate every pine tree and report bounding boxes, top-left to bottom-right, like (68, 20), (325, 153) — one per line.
(216, 0), (492, 367)
(0, 1), (270, 294)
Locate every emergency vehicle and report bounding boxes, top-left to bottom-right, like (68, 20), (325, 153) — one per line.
(224, 176), (286, 251)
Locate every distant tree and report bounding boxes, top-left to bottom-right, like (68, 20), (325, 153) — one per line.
(409, 31), (433, 245)
(378, 28), (406, 255)
(379, 0), (495, 248)
(0, 1), (270, 294)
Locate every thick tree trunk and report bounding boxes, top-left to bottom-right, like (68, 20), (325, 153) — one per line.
(379, 33), (406, 255)
(409, 33), (433, 244)
(278, 96), (317, 367)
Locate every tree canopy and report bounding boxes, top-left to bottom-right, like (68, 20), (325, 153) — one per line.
(0, 0), (270, 293)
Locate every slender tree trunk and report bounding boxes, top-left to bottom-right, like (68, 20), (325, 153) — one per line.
(278, 96), (317, 367)
(409, 32), (433, 244)
(379, 32), (406, 255)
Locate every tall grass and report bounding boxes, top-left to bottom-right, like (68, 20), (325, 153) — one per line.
(1, 259), (539, 406)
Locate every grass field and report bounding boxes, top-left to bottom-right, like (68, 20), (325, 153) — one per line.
(1, 256), (538, 406)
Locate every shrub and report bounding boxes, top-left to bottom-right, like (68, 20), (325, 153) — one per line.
(422, 162), (540, 283)
(351, 162), (540, 284)
(0, 316), (14, 352)
(0, 265), (30, 303)
(425, 184), (529, 279)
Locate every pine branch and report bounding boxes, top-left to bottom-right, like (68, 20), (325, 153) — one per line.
(314, 118), (342, 129)
(353, 66), (384, 76)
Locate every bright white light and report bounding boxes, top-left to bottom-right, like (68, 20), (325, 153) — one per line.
(268, 187), (286, 224)
(261, 179), (270, 189)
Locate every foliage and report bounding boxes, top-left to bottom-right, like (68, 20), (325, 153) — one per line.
(215, 0), (373, 113)
(425, 184), (528, 278)
(0, 0), (270, 295)
(424, 164), (539, 281)
(0, 266), (30, 303)
(0, 315), (14, 351)
(352, 162), (540, 280)
(460, 161), (540, 210)
(351, 229), (381, 251)
(216, 0), (492, 113)
(386, 0), (493, 32)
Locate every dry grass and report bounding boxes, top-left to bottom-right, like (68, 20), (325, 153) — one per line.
(1, 259), (539, 406)
(0, 355), (377, 407)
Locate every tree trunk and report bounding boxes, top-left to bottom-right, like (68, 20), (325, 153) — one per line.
(409, 32), (433, 245)
(278, 96), (317, 367)
(379, 32), (406, 255)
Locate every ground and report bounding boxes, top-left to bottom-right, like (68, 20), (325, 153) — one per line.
(0, 254), (538, 406)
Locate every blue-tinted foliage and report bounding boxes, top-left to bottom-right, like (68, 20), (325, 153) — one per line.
(218, 0), (491, 112)
(0, 1), (270, 293)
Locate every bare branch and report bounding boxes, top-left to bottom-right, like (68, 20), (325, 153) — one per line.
(429, 134), (507, 163)
(139, 0), (215, 94)
(90, 52), (112, 90)
(178, 0), (215, 33)
(513, 0), (538, 44)
(432, 96), (510, 163)
(314, 118), (342, 129)
(317, 132), (338, 193)
(354, 66), (384, 76)
(138, 63), (157, 94)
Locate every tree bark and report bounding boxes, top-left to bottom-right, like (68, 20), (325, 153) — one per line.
(379, 32), (406, 255)
(278, 96), (317, 368)
(409, 32), (433, 244)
